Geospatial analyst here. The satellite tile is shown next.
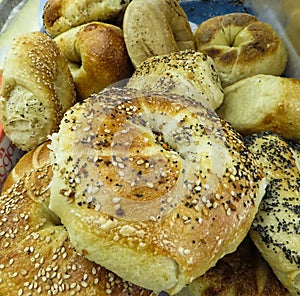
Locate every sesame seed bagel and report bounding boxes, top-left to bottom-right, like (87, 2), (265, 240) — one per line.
(123, 0), (195, 68)
(127, 50), (224, 110)
(0, 142), (156, 296)
(194, 13), (287, 87)
(0, 31), (76, 151)
(245, 132), (300, 296)
(49, 87), (266, 294)
(43, 0), (131, 38)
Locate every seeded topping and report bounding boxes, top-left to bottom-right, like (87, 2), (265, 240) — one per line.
(49, 87), (266, 293)
(127, 49), (224, 110)
(246, 132), (300, 296)
(0, 31), (76, 151)
(0, 149), (155, 295)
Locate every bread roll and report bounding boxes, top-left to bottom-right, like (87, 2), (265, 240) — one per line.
(1, 140), (50, 194)
(0, 31), (76, 151)
(43, 0), (130, 37)
(177, 236), (290, 296)
(127, 50), (224, 110)
(123, 0), (195, 68)
(217, 74), (300, 142)
(54, 21), (133, 100)
(0, 142), (156, 295)
(49, 87), (266, 294)
(245, 132), (300, 296)
(195, 13), (287, 87)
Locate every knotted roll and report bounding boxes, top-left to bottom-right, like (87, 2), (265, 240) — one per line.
(195, 13), (287, 87)
(0, 142), (156, 295)
(49, 87), (266, 294)
(43, 0), (131, 37)
(123, 0), (195, 68)
(54, 21), (133, 100)
(245, 132), (300, 296)
(0, 31), (76, 151)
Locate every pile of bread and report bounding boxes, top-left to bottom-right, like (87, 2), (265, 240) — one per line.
(0, 0), (299, 295)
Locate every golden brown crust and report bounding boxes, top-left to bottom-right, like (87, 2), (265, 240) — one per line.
(245, 132), (300, 296)
(217, 74), (300, 142)
(123, 0), (195, 68)
(177, 236), (290, 296)
(195, 13), (287, 87)
(127, 50), (224, 110)
(49, 87), (266, 294)
(43, 0), (131, 37)
(0, 143), (156, 296)
(0, 32), (76, 151)
(1, 141), (51, 193)
(54, 22), (133, 100)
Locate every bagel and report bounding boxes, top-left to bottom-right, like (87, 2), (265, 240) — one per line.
(49, 87), (266, 294)
(217, 74), (300, 142)
(54, 21), (133, 100)
(0, 31), (76, 151)
(245, 132), (300, 296)
(127, 50), (224, 110)
(194, 13), (287, 87)
(0, 141), (156, 295)
(177, 236), (290, 296)
(123, 0), (195, 68)
(43, 0), (130, 37)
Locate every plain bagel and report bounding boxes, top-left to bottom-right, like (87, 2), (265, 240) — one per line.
(0, 141), (156, 296)
(194, 13), (287, 87)
(54, 21), (133, 100)
(43, 0), (131, 37)
(123, 0), (195, 68)
(49, 87), (266, 294)
(217, 74), (300, 142)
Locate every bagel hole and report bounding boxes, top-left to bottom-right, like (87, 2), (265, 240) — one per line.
(153, 131), (177, 153)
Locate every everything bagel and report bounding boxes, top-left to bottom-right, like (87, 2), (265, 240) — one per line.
(49, 87), (266, 294)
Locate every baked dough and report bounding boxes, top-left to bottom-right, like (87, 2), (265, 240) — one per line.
(0, 31), (76, 151)
(177, 236), (290, 296)
(245, 132), (300, 296)
(123, 0), (195, 68)
(217, 74), (300, 142)
(43, 0), (130, 37)
(195, 13), (287, 87)
(54, 21), (133, 100)
(127, 50), (224, 110)
(0, 142), (156, 296)
(49, 87), (266, 294)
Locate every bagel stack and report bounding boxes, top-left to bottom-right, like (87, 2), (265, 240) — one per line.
(127, 50), (224, 110)
(194, 13), (287, 87)
(245, 132), (300, 296)
(0, 31), (76, 151)
(49, 87), (266, 294)
(0, 141), (156, 296)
